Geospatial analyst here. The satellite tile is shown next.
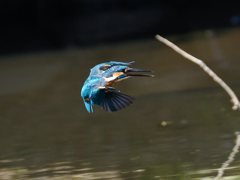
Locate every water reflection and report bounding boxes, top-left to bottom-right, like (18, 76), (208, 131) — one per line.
(0, 28), (240, 179)
(213, 132), (240, 180)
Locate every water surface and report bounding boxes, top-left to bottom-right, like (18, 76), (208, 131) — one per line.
(1, 28), (240, 179)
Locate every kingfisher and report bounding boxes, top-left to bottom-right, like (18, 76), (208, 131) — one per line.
(81, 61), (153, 113)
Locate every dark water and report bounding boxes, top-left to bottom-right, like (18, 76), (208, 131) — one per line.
(1, 28), (240, 179)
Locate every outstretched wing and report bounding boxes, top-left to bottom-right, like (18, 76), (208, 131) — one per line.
(101, 91), (134, 112)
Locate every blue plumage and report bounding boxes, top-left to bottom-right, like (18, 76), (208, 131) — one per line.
(81, 61), (153, 113)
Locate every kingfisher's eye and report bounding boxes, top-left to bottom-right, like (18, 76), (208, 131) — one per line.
(100, 65), (111, 71)
(85, 96), (90, 102)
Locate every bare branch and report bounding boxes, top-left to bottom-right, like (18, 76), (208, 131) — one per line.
(155, 34), (240, 110)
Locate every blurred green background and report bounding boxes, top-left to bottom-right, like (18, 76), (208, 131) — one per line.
(1, 1), (240, 179)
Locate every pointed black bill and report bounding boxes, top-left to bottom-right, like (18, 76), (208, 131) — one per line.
(101, 91), (134, 112)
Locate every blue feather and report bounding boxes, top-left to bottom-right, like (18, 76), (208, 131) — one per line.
(81, 61), (153, 113)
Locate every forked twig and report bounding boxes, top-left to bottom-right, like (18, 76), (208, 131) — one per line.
(155, 35), (240, 110)
(213, 132), (240, 180)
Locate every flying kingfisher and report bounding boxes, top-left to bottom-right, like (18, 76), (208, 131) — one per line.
(81, 61), (153, 113)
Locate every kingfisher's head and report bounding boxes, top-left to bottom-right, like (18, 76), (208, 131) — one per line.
(81, 61), (153, 113)
(81, 83), (93, 113)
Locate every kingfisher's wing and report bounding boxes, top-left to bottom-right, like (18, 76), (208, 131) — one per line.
(89, 61), (135, 78)
(109, 61), (135, 66)
(100, 89), (134, 112)
(88, 83), (134, 112)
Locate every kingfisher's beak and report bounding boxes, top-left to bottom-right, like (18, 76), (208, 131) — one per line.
(84, 101), (92, 113)
(125, 68), (154, 77)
